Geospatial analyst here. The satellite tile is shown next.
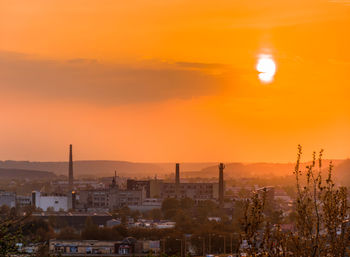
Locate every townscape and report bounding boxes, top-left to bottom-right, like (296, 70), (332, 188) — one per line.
(1, 145), (350, 256)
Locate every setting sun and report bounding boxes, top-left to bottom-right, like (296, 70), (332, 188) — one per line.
(256, 55), (277, 83)
(0, 0), (349, 163)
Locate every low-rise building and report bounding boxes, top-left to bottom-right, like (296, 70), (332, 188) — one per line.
(16, 195), (32, 208)
(49, 240), (116, 254)
(50, 180), (105, 193)
(128, 198), (162, 212)
(160, 182), (219, 200)
(127, 179), (162, 198)
(49, 238), (160, 255)
(79, 189), (110, 210)
(0, 190), (16, 208)
(32, 191), (68, 211)
(78, 178), (146, 211)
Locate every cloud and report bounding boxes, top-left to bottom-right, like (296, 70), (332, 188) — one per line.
(329, 0), (350, 6)
(0, 52), (227, 105)
(175, 62), (227, 70)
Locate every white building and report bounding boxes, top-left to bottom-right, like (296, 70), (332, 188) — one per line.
(32, 191), (68, 211)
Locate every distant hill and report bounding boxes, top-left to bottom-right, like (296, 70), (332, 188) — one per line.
(0, 160), (218, 178)
(191, 159), (345, 178)
(334, 159), (350, 186)
(0, 159), (346, 179)
(0, 160), (165, 178)
(0, 168), (56, 180)
(184, 162), (294, 178)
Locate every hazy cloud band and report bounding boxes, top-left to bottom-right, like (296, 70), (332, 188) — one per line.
(0, 52), (225, 105)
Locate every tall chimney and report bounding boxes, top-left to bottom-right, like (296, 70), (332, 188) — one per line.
(68, 144), (73, 191)
(175, 163), (180, 198)
(219, 163), (225, 207)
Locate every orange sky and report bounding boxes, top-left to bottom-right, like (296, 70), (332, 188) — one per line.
(0, 0), (349, 162)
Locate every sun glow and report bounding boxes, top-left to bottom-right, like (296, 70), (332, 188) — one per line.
(256, 55), (276, 83)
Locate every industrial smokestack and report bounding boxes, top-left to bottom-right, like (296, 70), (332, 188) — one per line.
(175, 163), (180, 198)
(175, 163), (180, 185)
(68, 144), (74, 191)
(219, 163), (225, 207)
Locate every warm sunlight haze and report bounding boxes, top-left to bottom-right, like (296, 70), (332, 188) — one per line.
(1, 1), (350, 256)
(0, 0), (349, 163)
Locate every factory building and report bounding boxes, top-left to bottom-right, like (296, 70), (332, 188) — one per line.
(160, 182), (219, 200)
(125, 163), (225, 203)
(126, 179), (162, 198)
(159, 163), (224, 202)
(78, 188), (145, 211)
(78, 174), (146, 211)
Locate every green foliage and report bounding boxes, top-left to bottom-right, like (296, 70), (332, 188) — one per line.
(234, 145), (350, 257)
(0, 213), (29, 256)
(161, 198), (180, 219)
(291, 146), (349, 257)
(57, 226), (80, 240)
(22, 217), (55, 242)
(81, 216), (99, 239)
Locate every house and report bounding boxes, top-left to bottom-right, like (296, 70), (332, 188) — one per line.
(49, 238), (160, 255)
(49, 240), (116, 254)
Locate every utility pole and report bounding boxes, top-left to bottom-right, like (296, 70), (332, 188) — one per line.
(203, 237), (205, 257)
(176, 239), (183, 257)
(181, 239), (183, 257)
(184, 236), (186, 257)
(209, 234), (212, 254)
(219, 235), (226, 254)
(224, 235), (226, 254)
(162, 238), (166, 254)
